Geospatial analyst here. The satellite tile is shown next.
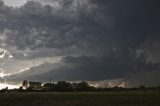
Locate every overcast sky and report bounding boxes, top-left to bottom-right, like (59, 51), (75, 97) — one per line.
(3, 0), (27, 6)
(0, 0), (160, 86)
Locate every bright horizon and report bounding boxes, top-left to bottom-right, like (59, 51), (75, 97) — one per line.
(0, 82), (20, 90)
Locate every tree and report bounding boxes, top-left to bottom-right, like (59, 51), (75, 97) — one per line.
(43, 83), (55, 91)
(28, 81), (42, 91)
(22, 80), (29, 89)
(19, 86), (23, 91)
(76, 81), (90, 91)
(139, 85), (146, 91)
(54, 81), (73, 92)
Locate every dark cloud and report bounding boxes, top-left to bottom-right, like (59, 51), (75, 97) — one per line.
(0, 0), (160, 50)
(6, 54), (160, 83)
(0, 0), (116, 52)
(1, 0), (160, 85)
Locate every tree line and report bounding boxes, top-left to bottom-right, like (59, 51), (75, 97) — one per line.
(19, 80), (95, 92)
(1, 80), (160, 92)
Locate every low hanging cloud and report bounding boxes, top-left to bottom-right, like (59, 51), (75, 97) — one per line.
(0, 0), (160, 86)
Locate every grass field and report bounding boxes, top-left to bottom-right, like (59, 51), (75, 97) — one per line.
(0, 91), (160, 106)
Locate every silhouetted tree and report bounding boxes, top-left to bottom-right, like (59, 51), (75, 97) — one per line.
(22, 80), (29, 89)
(28, 81), (42, 91)
(19, 86), (23, 92)
(139, 85), (146, 91)
(5, 87), (8, 92)
(54, 81), (73, 92)
(43, 83), (55, 91)
(76, 81), (90, 91)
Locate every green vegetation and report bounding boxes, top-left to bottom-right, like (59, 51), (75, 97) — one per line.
(0, 92), (160, 106)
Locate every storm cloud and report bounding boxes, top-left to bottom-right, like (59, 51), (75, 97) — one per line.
(0, 0), (160, 86)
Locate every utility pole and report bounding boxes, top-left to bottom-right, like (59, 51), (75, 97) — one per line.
(124, 79), (127, 88)
(49, 78), (52, 84)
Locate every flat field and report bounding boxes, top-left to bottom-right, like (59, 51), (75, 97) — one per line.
(0, 91), (160, 106)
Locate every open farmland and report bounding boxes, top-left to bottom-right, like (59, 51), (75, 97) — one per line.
(0, 91), (160, 106)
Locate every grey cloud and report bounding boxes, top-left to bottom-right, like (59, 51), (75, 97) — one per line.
(0, 0), (160, 85)
(6, 54), (160, 82)
(0, 0), (114, 51)
(1, 0), (160, 51)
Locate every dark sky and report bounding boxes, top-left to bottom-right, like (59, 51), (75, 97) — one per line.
(0, 0), (160, 86)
